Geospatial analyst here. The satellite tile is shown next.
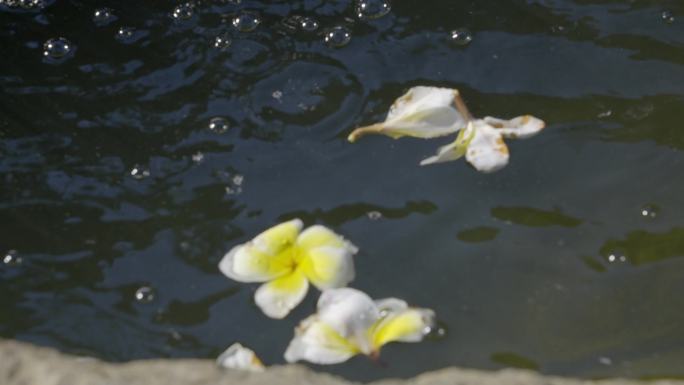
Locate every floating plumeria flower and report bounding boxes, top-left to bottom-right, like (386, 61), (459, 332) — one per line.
(284, 288), (435, 364)
(347, 86), (545, 173)
(347, 86), (470, 142)
(420, 115), (545, 172)
(217, 343), (265, 372)
(219, 219), (357, 319)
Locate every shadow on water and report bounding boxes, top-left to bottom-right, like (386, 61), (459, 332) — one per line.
(2, 0), (684, 382)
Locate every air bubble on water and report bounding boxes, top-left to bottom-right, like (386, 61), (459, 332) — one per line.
(191, 152), (204, 163)
(3, 250), (22, 266)
(232, 174), (244, 186)
(356, 0), (391, 20)
(662, 10), (675, 24)
(272, 90), (283, 101)
(299, 17), (319, 32)
(450, 28), (473, 46)
(213, 33), (232, 50)
(232, 12), (261, 32)
(43, 37), (73, 63)
(208, 117), (230, 133)
(135, 286), (156, 303)
(597, 110), (612, 119)
(93, 8), (116, 26)
(172, 2), (194, 21)
(324, 26), (351, 48)
(367, 211), (382, 220)
(116, 27), (137, 43)
(640, 204), (659, 219)
(425, 323), (448, 340)
(130, 164), (150, 179)
(606, 251), (627, 264)
(598, 356), (613, 366)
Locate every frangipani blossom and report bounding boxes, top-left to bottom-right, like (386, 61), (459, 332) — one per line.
(420, 115), (545, 173)
(284, 288), (435, 364)
(347, 86), (545, 173)
(347, 86), (470, 142)
(216, 343), (265, 372)
(219, 219), (357, 319)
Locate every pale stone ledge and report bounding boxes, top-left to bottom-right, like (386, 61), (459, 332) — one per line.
(1, 339), (681, 385)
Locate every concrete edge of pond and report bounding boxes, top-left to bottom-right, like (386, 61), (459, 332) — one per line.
(1, 339), (682, 385)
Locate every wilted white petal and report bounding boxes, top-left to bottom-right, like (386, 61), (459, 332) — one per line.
(284, 316), (359, 364)
(465, 122), (509, 173)
(420, 122), (475, 166)
(317, 288), (380, 353)
(482, 115), (545, 139)
(218, 219), (302, 283)
(348, 86), (468, 142)
(254, 270), (309, 319)
(217, 343), (264, 372)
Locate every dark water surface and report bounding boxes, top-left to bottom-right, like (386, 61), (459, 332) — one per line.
(2, 0), (684, 381)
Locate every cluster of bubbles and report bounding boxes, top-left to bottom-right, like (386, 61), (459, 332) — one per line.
(661, 10), (675, 24)
(36, 0), (471, 66)
(0, 0), (46, 11)
(172, 2), (195, 21)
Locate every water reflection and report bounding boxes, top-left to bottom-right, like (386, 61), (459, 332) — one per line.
(490, 351), (539, 370)
(491, 206), (582, 227)
(279, 201), (437, 226)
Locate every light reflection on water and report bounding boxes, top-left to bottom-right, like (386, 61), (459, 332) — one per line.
(1, 0), (684, 382)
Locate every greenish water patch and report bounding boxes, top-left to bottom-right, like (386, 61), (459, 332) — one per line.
(601, 228), (684, 266)
(456, 227), (499, 243)
(490, 352), (539, 370)
(491, 206), (582, 228)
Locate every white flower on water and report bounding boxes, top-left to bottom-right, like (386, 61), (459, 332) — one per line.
(348, 86), (545, 173)
(420, 115), (545, 173)
(347, 86), (470, 142)
(219, 219), (357, 319)
(216, 343), (265, 372)
(284, 288), (435, 364)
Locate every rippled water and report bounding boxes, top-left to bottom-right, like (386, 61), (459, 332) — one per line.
(2, 0), (684, 381)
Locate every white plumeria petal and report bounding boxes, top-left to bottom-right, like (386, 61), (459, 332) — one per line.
(284, 315), (359, 364)
(218, 219), (302, 283)
(465, 121), (510, 173)
(285, 288), (436, 364)
(420, 121), (476, 166)
(316, 288), (380, 354)
(482, 115), (545, 139)
(371, 307), (435, 348)
(254, 269), (309, 319)
(216, 343), (265, 372)
(348, 86), (468, 142)
(297, 225), (357, 290)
